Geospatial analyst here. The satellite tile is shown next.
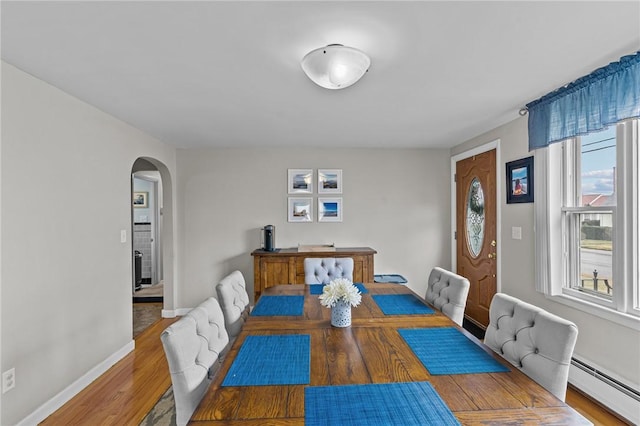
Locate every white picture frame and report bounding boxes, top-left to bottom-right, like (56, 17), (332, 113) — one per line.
(318, 197), (343, 222)
(288, 197), (313, 222)
(318, 169), (342, 194)
(288, 169), (313, 194)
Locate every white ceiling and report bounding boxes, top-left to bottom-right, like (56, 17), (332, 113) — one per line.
(2, 1), (639, 149)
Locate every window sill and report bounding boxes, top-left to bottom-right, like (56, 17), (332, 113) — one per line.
(545, 293), (640, 331)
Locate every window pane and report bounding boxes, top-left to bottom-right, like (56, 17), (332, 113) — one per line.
(466, 178), (484, 258)
(576, 212), (613, 297)
(580, 127), (616, 207)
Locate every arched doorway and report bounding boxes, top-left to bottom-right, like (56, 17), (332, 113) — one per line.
(131, 157), (174, 336)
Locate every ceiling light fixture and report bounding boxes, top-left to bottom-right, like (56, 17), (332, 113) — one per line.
(301, 44), (370, 90)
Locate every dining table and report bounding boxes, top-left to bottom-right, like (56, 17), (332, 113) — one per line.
(190, 283), (591, 425)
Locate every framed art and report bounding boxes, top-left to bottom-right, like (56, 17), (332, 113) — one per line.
(133, 191), (148, 208)
(318, 169), (342, 194)
(318, 197), (343, 222)
(288, 169), (313, 194)
(506, 156), (534, 204)
(288, 197), (313, 222)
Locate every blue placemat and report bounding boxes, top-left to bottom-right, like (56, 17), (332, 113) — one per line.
(372, 294), (435, 315)
(305, 381), (460, 426)
(222, 334), (310, 386)
(251, 295), (304, 316)
(309, 283), (368, 295)
(399, 327), (510, 375)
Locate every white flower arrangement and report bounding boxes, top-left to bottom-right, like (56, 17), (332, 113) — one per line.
(318, 278), (362, 308)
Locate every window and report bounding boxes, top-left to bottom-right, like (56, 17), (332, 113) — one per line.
(535, 119), (639, 323)
(562, 127), (616, 304)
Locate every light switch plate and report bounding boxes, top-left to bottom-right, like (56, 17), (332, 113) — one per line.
(120, 230), (127, 243)
(512, 226), (522, 240)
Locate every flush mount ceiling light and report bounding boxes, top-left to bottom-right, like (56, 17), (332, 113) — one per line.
(301, 44), (371, 90)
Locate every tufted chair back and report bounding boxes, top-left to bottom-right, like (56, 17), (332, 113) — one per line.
(216, 270), (251, 338)
(304, 257), (354, 284)
(188, 298), (230, 375)
(161, 297), (229, 426)
(484, 293), (578, 401)
(425, 267), (470, 326)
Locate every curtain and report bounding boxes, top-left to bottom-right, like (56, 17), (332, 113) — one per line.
(527, 52), (640, 151)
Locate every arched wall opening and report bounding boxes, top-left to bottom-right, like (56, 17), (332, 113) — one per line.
(131, 157), (176, 315)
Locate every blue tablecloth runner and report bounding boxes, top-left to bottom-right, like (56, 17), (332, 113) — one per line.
(250, 295), (304, 316)
(399, 327), (510, 375)
(222, 334), (310, 386)
(371, 294), (435, 315)
(309, 283), (368, 295)
(305, 381), (460, 425)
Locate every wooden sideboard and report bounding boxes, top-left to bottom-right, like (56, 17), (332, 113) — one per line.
(250, 247), (376, 300)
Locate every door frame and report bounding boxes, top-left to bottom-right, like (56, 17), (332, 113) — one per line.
(450, 139), (502, 294)
(132, 172), (162, 286)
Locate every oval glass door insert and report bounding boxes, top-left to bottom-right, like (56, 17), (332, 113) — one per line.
(466, 177), (485, 258)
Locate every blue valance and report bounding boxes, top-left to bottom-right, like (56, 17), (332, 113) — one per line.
(526, 52), (640, 150)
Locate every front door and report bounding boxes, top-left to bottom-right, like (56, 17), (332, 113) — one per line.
(456, 149), (497, 329)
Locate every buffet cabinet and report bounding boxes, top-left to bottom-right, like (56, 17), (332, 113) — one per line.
(251, 247), (376, 301)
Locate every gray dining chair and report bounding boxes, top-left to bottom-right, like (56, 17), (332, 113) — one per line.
(425, 267), (470, 326)
(216, 270), (251, 339)
(484, 293), (578, 401)
(304, 257), (354, 284)
(160, 297), (229, 426)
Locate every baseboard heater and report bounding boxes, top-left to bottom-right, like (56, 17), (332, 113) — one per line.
(570, 357), (640, 424)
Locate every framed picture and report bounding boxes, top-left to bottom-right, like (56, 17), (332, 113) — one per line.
(506, 156), (534, 204)
(318, 197), (343, 222)
(318, 169), (342, 194)
(133, 192), (148, 208)
(288, 197), (313, 222)
(288, 169), (313, 194)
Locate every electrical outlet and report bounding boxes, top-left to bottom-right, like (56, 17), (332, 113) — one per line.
(2, 368), (15, 393)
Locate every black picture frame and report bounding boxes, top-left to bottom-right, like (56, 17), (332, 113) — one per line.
(506, 156), (534, 204)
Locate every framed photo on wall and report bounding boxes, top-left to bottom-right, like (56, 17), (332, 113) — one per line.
(288, 197), (313, 222)
(133, 192), (148, 208)
(288, 169), (313, 194)
(318, 169), (342, 194)
(506, 156), (534, 204)
(318, 197), (343, 222)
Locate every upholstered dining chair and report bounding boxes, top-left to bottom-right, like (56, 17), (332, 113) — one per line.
(425, 267), (470, 326)
(216, 270), (251, 339)
(484, 293), (579, 401)
(304, 257), (354, 284)
(160, 297), (229, 426)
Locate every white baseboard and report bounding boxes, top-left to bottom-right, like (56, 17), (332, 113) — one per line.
(569, 362), (640, 424)
(16, 340), (135, 426)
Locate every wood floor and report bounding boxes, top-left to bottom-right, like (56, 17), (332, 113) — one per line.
(40, 315), (630, 425)
(40, 315), (177, 426)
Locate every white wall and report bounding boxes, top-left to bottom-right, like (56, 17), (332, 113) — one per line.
(451, 116), (640, 389)
(0, 62), (177, 425)
(176, 147), (451, 308)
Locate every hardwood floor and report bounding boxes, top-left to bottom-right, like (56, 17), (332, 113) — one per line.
(133, 302), (164, 338)
(40, 314), (629, 425)
(40, 316), (177, 426)
(566, 386), (631, 426)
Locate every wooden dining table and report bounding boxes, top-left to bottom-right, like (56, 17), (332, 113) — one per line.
(190, 283), (591, 425)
